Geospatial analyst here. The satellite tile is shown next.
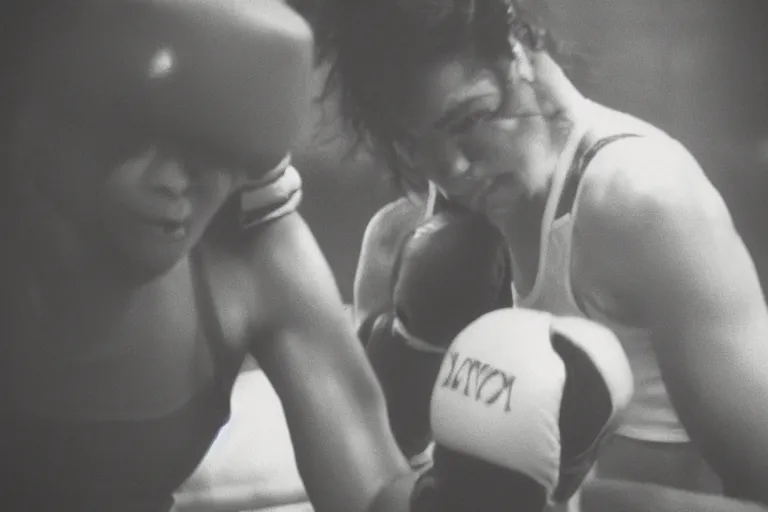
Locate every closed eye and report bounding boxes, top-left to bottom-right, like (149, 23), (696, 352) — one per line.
(445, 90), (505, 136)
(447, 109), (496, 135)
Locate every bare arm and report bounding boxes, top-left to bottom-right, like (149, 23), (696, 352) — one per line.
(581, 138), (768, 503)
(244, 212), (417, 512)
(582, 479), (768, 512)
(353, 198), (426, 333)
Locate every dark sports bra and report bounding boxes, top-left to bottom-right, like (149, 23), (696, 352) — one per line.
(0, 157), (303, 511)
(0, 250), (239, 512)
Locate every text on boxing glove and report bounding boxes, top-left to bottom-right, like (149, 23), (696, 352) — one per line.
(439, 351), (517, 413)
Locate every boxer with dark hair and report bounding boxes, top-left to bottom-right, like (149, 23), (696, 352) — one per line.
(316, 0), (768, 506)
(3, 2), (767, 512)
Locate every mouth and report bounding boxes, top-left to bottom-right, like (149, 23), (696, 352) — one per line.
(469, 174), (519, 212)
(136, 215), (190, 240)
(153, 219), (189, 240)
(465, 179), (497, 210)
(131, 200), (193, 241)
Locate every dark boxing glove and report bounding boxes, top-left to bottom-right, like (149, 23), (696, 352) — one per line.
(364, 208), (512, 460)
(366, 310), (443, 460)
(393, 207), (512, 350)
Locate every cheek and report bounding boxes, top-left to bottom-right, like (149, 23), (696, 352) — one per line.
(53, 162), (127, 229)
(409, 138), (452, 186)
(28, 143), (115, 222)
(101, 158), (146, 203)
(96, 154), (162, 226)
(467, 116), (546, 173)
(191, 171), (236, 221)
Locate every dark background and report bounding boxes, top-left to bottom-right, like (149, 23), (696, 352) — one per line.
(294, 0), (768, 302)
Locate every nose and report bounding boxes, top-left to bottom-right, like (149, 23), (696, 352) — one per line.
(148, 155), (191, 199)
(434, 140), (472, 180)
(447, 152), (472, 179)
(437, 144), (476, 196)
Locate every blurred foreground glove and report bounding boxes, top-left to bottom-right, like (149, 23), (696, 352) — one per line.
(364, 209), (512, 459)
(25, 0), (313, 228)
(420, 308), (633, 512)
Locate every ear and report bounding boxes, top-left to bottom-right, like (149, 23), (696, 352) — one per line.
(507, 37), (579, 120)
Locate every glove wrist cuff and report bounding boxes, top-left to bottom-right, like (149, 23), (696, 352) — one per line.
(392, 316), (446, 355)
(409, 469), (439, 512)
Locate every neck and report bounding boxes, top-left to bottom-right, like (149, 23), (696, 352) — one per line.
(490, 183), (549, 251)
(528, 51), (588, 120)
(489, 103), (584, 251)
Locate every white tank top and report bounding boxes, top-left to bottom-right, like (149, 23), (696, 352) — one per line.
(423, 105), (689, 512)
(511, 105), (689, 443)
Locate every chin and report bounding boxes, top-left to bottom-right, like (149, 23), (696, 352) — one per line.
(100, 239), (191, 283)
(116, 252), (184, 283)
(133, 255), (185, 281)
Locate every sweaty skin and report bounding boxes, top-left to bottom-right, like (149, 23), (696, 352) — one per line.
(582, 480), (768, 512)
(354, 197), (429, 332)
(352, 197), (768, 512)
(569, 128), (768, 497)
(242, 212), (418, 512)
(353, 46), (768, 505)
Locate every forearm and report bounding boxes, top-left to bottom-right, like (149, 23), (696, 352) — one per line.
(657, 320), (768, 502)
(248, 213), (423, 512)
(258, 317), (413, 512)
(367, 471), (422, 512)
(583, 479), (768, 512)
(280, 375), (412, 512)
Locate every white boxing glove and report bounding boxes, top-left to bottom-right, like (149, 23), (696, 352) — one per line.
(427, 308), (633, 511)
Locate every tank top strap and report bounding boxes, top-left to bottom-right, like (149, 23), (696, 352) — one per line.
(189, 249), (240, 398)
(554, 133), (643, 220)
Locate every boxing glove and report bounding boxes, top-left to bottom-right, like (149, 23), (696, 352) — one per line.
(363, 208), (512, 459)
(419, 308), (633, 512)
(366, 311), (445, 460)
(392, 207), (512, 350)
(23, 0), (313, 227)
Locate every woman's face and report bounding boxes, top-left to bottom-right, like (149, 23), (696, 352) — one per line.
(403, 54), (560, 220)
(19, 108), (243, 276)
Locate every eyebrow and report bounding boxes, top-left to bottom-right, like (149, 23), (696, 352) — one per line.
(432, 74), (500, 131)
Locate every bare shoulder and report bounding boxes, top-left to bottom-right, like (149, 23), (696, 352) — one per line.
(363, 197), (427, 255)
(571, 133), (743, 304)
(575, 134), (733, 248)
(357, 196), (426, 286)
(354, 197), (426, 327)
